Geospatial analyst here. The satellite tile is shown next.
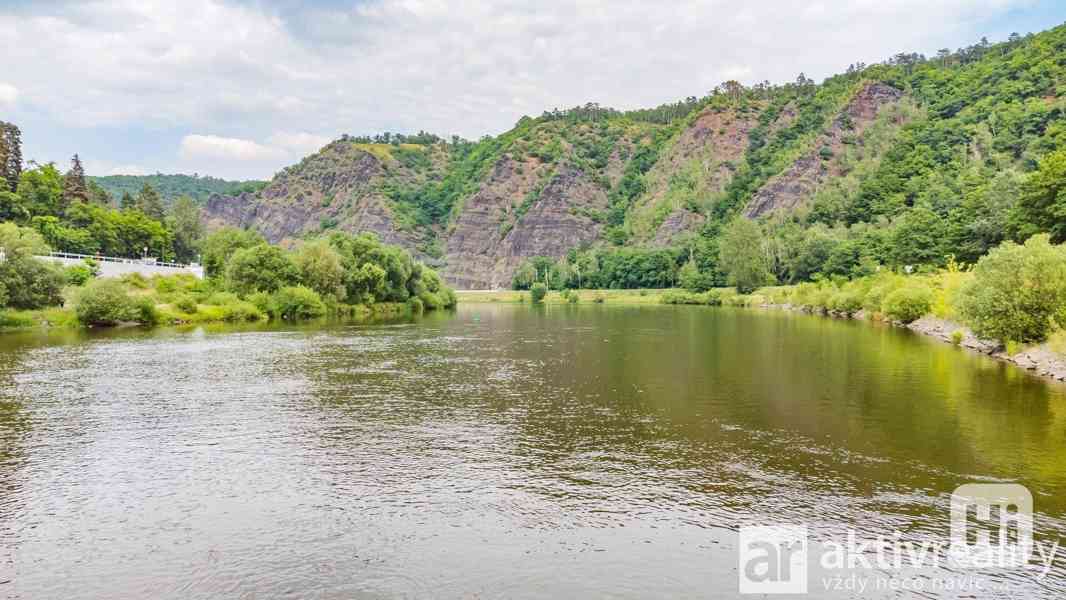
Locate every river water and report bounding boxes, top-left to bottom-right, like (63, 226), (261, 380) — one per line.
(1, 304), (1065, 599)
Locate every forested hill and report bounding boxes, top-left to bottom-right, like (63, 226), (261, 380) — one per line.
(91, 174), (266, 204)
(202, 23), (1066, 289)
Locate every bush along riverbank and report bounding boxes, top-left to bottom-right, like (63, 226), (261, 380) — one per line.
(0, 224), (456, 331)
(664, 234), (1066, 381)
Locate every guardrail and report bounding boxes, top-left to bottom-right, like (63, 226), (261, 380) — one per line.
(44, 251), (198, 270)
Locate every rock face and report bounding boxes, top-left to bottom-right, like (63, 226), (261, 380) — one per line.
(743, 83), (903, 218)
(634, 107), (759, 244)
(201, 83), (912, 289)
(440, 155), (547, 289)
(201, 140), (438, 259)
(443, 160), (608, 289)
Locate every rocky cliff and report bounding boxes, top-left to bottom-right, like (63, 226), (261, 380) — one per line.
(202, 82), (912, 288)
(742, 82), (903, 218)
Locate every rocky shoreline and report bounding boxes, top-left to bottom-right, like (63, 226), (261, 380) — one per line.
(762, 304), (1066, 383)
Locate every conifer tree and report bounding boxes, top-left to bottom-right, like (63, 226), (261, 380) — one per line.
(62, 154), (90, 207)
(0, 122), (22, 193)
(135, 183), (165, 221)
(119, 191), (136, 210)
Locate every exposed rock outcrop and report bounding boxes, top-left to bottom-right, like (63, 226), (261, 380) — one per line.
(635, 107), (759, 243)
(652, 209), (705, 246)
(202, 140), (440, 261)
(743, 83), (903, 218)
(443, 160), (608, 289)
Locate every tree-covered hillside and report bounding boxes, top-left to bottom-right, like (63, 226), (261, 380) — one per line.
(91, 174), (266, 205)
(199, 23), (1066, 290)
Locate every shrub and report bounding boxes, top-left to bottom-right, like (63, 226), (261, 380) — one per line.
(204, 291), (240, 306)
(592, 293), (606, 303)
(73, 279), (154, 326)
(531, 282), (548, 304)
(418, 290), (443, 310)
(154, 276), (178, 294)
(882, 285), (933, 323)
(0, 311), (36, 329)
(957, 235), (1066, 343)
(567, 291), (579, 303)
(828, 290), (863, 315)
(0, 257), (66, 309)
(271, 285), (326, 320)
(861, 272), (906, 314)
(408, 297), (424, 313)
(217, 301), (265, 322)
(247, 291), (273, 315)
(440, 287), (458, 308)
(134, 297), (160, 326)
(173, 294), (198, 314)
(65, 264), (95, 286)
(121, 272), (149, 289)
(951, 329), (964, 346)
(225, 244), (298, 295)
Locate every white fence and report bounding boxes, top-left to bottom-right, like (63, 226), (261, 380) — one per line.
(36, 252), (205, 279)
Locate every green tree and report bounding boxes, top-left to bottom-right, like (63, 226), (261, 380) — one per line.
(225, 244), (298, 295)
(1017, 149), (1066, 243)
(0, 224), (63, 309)
(718, 218), (775, 294)
(200, 227), (265, 278)
(957, 234), (1066, 343)
(347, 262), (387, 304)
(0, 122), (22, 193)
(293, 239), (346, 301)
(87, 180), (112, 206)
(135, 183), (166, 221)
(119, 191), (136, 210)
(511, 260), (536, 290)
(62, 154), (90, 208)
(889, 207), (946, 267)
(16, 163), (64, 217)
(167, 196), (204, 263)
(530, 282), (548, 303)
(0, 190), (29, 222)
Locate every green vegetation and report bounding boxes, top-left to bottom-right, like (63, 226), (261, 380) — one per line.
(0, 220), (455, 331)
(742, 234), (1066, 349)
(957, 234), (1066, 343)
(530, 282), (547, 304)
(717, 218), (775, 294)
(72, 278), (158, 326)
(90, 174), (266, 205)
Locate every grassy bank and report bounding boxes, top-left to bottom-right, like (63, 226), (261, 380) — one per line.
(0, 272), (430, 333)
(457, 288), (670, 304)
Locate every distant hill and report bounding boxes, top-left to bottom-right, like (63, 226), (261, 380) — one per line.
(90, 174), (267, 204)
(202, 23), (1066, 289)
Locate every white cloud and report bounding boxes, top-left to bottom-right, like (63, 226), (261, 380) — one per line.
(0, 82), (16, 107)
(0, 0), (1046, 178)
(179, 134), (286, 162)
(266, 131), (332, 156)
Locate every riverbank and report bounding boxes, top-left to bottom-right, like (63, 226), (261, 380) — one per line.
(461, 284), (1066, 384)
(456, 288), (670, 304)
(754, 302), (1066, 383)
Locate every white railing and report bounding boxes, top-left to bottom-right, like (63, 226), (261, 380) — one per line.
(44, 251), (198, 270)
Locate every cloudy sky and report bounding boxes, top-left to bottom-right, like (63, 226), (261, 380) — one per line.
(1, 1), (1065, 180)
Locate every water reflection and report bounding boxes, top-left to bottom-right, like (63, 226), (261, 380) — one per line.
(0, 305), (1064, 598)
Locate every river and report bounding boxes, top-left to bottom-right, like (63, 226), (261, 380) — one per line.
(1, 304), (1064, 598)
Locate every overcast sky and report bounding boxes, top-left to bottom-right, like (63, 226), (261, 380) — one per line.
(2, 0), (1064, 180)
